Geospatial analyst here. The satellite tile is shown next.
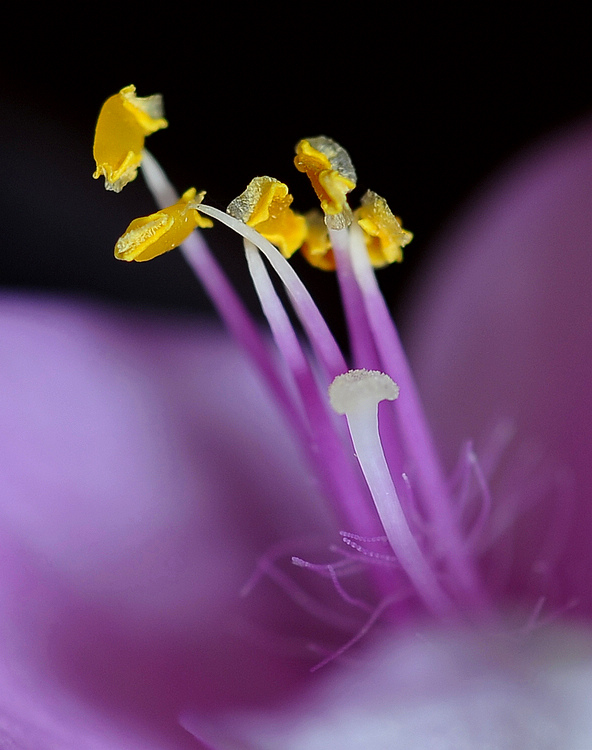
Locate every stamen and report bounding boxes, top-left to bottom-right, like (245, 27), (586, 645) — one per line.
(330, 226), (381, 368)
(93, 91), (495, 627)
(355, 190), (414, 267)
(294, 137), (356, 230)
(139, 150), (310, 455)
(240, 238), (388, 541)
(328, 221), (405, 474)
(347, 222), (489, 610)
(300, 210), (335, 270)
(227, 177), (307, 258)
(93, 85), (167, 192)
(197, 203), (347, 380)
(114, 188), (212, 262)
(329, 370), (454, 616)
(242, 237), (311, 396)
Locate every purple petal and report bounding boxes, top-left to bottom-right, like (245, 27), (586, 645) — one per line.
(406, 117), (592, 614)
(0, 294), (333, 744)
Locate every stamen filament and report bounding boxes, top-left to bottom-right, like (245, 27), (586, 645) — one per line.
(330, 226), (408, 524)
(329, 227), (380, 369)
(348, 223), (489, 610)
(462, 446), (494, 550)
(243, 238), (311, 408)
(197, 204), (348, 381)
(139, 150), (306, 442)
(242, 239), (392, 545)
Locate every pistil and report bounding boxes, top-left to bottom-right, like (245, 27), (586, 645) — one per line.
(329, 369), (455, 616)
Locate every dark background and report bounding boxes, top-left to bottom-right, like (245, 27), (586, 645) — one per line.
(1, 5), (589, 331)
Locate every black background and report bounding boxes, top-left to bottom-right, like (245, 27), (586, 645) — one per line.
(1, 5), (589, 333)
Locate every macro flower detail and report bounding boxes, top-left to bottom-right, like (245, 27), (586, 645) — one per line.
(300, 209), (334, 270)
(93, 84), (168, 192)
(114, 187), (212, 262)
(1, 87), (586, 748)
(328, 369), (455, 616)
(227, 176), (307, 258)
(355, 190), (414, 267)
(102, 86), (492, 634)
(294, 136), (357, 229)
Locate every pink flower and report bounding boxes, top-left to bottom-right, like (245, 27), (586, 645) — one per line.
(1, 115), (591, 748)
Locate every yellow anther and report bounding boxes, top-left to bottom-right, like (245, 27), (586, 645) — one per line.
(294, 137), (357, 230)
(114, 188), (212, 262)
(355, 190), (414, 268)
(93, 85), (168, 193)
(300, 210), (335, 271)
(227, 176), (306, 258)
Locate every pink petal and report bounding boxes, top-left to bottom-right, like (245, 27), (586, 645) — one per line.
(406, 117), (592, 613)
(0, 294), (332, 744)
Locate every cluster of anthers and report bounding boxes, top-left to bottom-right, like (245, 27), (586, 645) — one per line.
(94, 86), (493, 664)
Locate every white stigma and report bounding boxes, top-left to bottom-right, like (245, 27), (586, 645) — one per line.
(329, 369), (399, 415)
(329, 369), (453, 616)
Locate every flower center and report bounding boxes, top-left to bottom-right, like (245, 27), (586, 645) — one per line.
(93, 86), (493, 637)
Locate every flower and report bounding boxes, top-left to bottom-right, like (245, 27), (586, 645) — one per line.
(1, 87), (591, 747)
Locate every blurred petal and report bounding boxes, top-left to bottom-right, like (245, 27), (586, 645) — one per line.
(0, 294), (332, 743)
(184, 625), (592, 750)
(406, 117), (592, 613)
